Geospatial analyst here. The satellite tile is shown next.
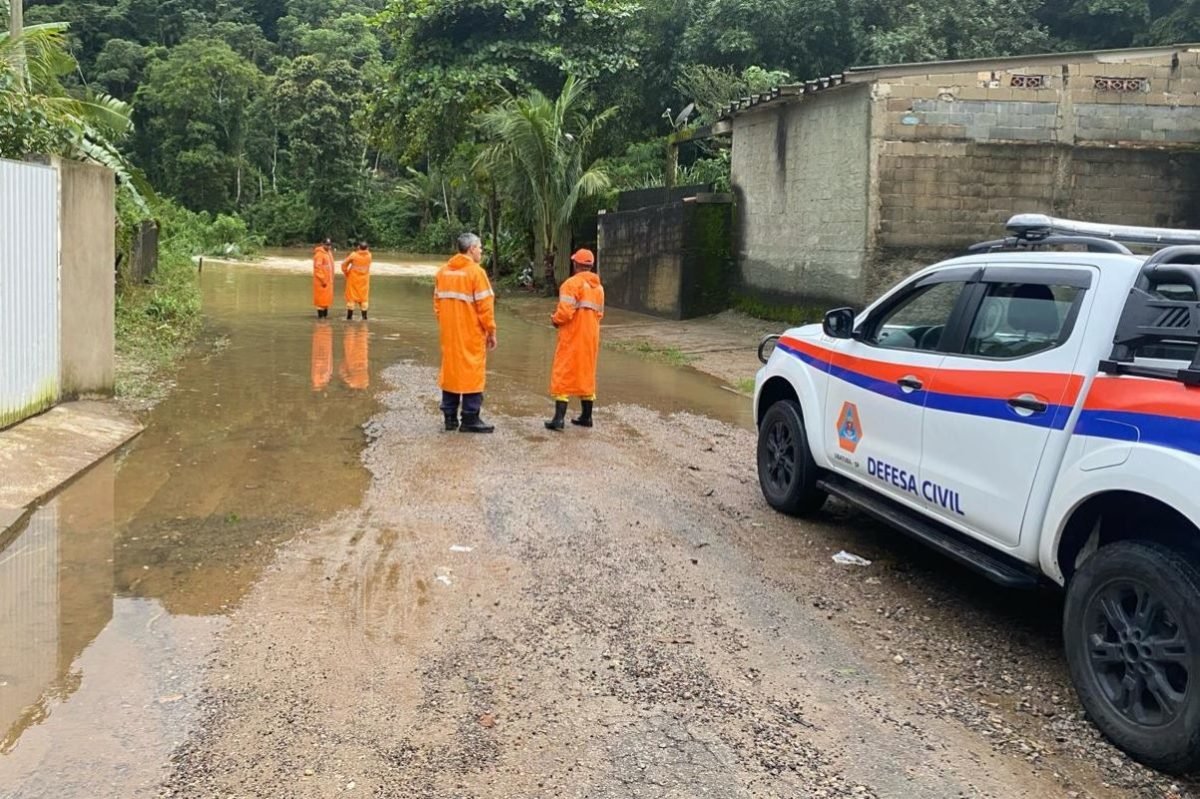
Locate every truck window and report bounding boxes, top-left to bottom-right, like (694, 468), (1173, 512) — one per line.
(964, 282), (1081, 359)
(869, 281), (965, 353)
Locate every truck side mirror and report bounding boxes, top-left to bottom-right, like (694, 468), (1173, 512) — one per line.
(822, 307), (856, 339)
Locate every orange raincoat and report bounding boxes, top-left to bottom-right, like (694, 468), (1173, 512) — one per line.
(339, 325), (369, 390)
(311, 322), (332, 390)
(341, 249), (372, 306)
(434, 254), (496, 394)
(550, 270), (604, 397)
(313, 246), (334, 309)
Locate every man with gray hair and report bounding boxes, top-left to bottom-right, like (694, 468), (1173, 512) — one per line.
(433, 232), (498, 432)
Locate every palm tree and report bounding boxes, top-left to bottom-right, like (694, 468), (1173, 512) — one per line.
(477, 75), (615, 292)
(1, 9), (151, 211)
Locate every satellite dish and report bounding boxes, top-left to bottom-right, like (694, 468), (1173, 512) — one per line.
(674, 102), (695, 128)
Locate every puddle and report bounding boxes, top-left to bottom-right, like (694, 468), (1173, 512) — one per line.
(0, 262), (751, 796)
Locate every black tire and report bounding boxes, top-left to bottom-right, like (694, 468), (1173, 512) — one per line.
(756, 399), (826, 517)
(1064, 540), (1200, 774)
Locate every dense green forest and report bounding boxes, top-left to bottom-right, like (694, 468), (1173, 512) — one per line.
(5, 0), (1200, 274)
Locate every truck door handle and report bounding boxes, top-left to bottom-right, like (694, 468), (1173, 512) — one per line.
(897, 376), (923, 392)
(1007, 395), (1048, 414)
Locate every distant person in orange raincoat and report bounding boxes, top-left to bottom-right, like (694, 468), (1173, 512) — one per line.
(434, 232), (497, 433)
(341, 240), (372, 320)
(339, 324), (369, 390)
(310, 320), (333, 390)
(545, 248), (604, 431)
(312, 238), (335, 318)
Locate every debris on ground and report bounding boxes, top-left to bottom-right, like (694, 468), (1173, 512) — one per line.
(832, 550), (872, 567)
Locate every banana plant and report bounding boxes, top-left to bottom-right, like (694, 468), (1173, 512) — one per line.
(1, 11), (152, 212)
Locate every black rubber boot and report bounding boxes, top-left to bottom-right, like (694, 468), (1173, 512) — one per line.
(459, 413), (494, 434)
(443, 413), (459, 432)
(544, 400), (568, 431)
(361, 310), (368, 321)
(571, 400), (594, 428)
(346, 309), (353, 320)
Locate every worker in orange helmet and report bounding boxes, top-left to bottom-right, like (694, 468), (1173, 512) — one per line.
(312, 237), (334, 318)
(434, 232), (497, 433)
(545, 248), (604, 431)
(341, 240), (372, 320)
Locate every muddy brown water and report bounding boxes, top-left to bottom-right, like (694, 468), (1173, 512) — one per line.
(0, 262), (750, 796)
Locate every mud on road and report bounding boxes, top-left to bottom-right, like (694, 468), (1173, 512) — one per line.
(165, 362), (1196, 799)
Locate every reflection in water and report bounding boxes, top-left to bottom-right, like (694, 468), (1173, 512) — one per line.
(339, 323), (370, 391)
(0, 462), (220, 799)
(0, 263), (752, 796)
(310, 321), (333, 391)
(1, 461), (114, 754)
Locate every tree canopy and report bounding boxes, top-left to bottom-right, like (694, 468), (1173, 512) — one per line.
(4, 0), (1196, 266)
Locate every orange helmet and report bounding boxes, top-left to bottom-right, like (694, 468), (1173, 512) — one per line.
(571, 248), (595, 266)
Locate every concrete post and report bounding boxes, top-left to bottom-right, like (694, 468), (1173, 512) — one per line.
(53, 158), (116, 397)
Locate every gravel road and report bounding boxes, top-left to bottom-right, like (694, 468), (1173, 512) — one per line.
(163, 362), (1196, 799)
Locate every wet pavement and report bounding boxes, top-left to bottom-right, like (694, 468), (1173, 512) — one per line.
(0, 262), (747, 797)
(4, 263), (1197, 799)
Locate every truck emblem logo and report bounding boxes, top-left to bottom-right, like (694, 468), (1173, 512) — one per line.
(837, 402), (862, 453)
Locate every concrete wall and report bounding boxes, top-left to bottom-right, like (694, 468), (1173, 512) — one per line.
(597, 198), (735, 319)
(55, 158), (115, 397)
(599, 202), (685, 318)
(872, 50), (1200, 148)
(731, 85), (872, 306)
(729, 46), (1200, 308)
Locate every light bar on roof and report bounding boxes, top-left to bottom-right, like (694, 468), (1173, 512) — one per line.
(1007, 213), (1200, 246)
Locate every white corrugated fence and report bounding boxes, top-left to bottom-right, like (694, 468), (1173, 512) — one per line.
(0, 159), (61, 428)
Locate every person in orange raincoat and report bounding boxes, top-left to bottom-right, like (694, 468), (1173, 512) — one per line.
(312, 238), (335, 318)
(339, 324), (369, 390)
(434, 232), (497, 433)
(310, 320), (332, 390)
(341, 240), (372, 320)
(545, 248), (604, 431)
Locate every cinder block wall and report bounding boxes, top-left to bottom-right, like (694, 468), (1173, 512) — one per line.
(731, 85), (872, 307)
(598, 198), (736, 319)
(867, 49), (1200, 299)
(598, 202), (687, 318)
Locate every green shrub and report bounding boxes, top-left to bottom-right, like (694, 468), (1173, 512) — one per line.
(361, 190), (419, 249)
(245, 192), (316, 245)
(409, 217), (461, 254)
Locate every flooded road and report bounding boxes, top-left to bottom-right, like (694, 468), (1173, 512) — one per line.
(3, 263), (1184, 799)
(0, 263), (748, 797)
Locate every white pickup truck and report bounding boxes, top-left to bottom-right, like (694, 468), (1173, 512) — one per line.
(753, 214), (1200, 773)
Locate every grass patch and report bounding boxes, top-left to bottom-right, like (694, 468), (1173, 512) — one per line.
(732, 377), (756, 395)
(115, 250), (202, 406)
(606, 338), (694, 367)
(731, 294), (828, 327)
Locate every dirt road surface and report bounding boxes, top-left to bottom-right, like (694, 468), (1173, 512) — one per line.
(164, 362), (1187, 799)
(4, 266), (1196, 799)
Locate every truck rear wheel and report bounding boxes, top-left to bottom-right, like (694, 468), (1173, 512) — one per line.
(1064, 540), (1200, 773)
(756, 400), (826, 517)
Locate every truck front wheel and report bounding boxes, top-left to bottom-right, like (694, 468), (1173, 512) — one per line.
(756, 400), (826, 517)
(1064, 540), (1200, 773)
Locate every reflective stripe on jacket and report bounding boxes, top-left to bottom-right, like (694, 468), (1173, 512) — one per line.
(550, 270), (604, 397)
(434, 254), (497, 394)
